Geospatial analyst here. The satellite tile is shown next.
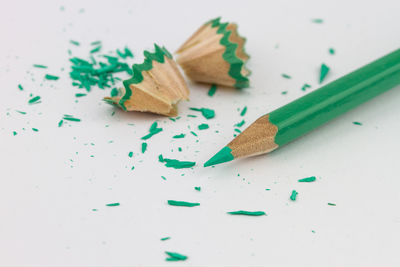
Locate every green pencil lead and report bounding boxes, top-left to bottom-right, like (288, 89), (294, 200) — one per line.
(28, 96), (41, 104)
(301, 83), (311, 91)
(106, 203), (120, 207)
(194, 186), (201, 191)
(13, 131), (17, 136)
(240, 106), (247, 116)
(328, 203), (336, 206)
(32, 128), (39, 132)
(161, 158), (196, 169)
(227, 210), (266, 216)
(208, 84), (217, 96)
(165, 251), (188, 261)
(298, 176), (316, 182)
(161, 176), (166, 180)
(198, 123), (209, 130)
(204, 146), (234, 167)
(235, 120), (245, 127)
(128, 151), (133, 158)
(45, 74), (59, 80)
(167, 200), (200, 207)
(110, 88), (119, 97)
(33, 64), (48, 69)
(281, 73), (291, 79)
(173, 133), (185, 139)
(190, 131), (198, 137)
(58, 120), (64, 127)
(319, 63), (330, 83)
(187, 114), (197, 118)
(290, 190), (298, 201)
(141, 142), (147, 153)
(189, 107), (215, 119)
(16, 110), (26, 115)
(18, 84), (23, 91)
(353, 121), (362, 125)
(160, 237), (170, 241)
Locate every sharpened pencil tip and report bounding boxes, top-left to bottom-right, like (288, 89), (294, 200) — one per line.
(204, 146), (234, 167)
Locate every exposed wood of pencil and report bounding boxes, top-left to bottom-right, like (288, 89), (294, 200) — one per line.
(204, 48), (400, 167)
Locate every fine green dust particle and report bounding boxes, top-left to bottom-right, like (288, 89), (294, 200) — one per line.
(106, 203), (120, 207)
(141, 142), (147, 153)
(178, 147), (182, 152)
(319, 63), (330, 84)
(32, 128), (39, 132)
(208, 84), (217, 96)
(353, 121), (362, 126)
(18, 84), (23, 91)
(194, 186), (201, 191)
(328, 203), (336, 206)
(240, 106), (247, 116)
(298, 176), (316, 182)
(198, 123), (209, 130)
(290, 190), (298, 201)
(265, 188), (271, 191)
(161, 176), (166, 180)
(70, 40), (80, 46)
(160, 237), (170, 241)
(165, 251), (188, 261)
(173, 133), (185, 139)
(167, 200), (200, 207)
(189, 107), (215, 119)
(128, 151), (133, 158)
(329, 48), (335, 55)
(281, 73), (291, 79)
(28, 96), (41, 104)
(311, 18), (324, 24)
(301, 84), (311, 91)
(33, 64), (48, 69)
(45, 74), (59, 80)
(227, 210), (266, 216)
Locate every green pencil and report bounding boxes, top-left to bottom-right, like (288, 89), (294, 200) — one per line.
(204, 49), (400, 167)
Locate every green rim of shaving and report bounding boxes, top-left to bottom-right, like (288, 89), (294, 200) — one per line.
(206, 17), (250, 89)
(118, 44), (173, 110)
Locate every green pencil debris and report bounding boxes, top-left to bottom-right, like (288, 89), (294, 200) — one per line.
(161, 176), (167, 180)
(194, 186), (201, 191)
(328, 203), (336, 206)
(198, 123), (209, 130)
(70, 40), (80, 46)
(190, 131), (198, 137)
(58, 120), (64, 127)
(116, 47), (133, 59)
(189, 107), (215, 119)
(281, 73), (291, 79)
(90, 45), (102, 54)
(165, 251), (188, 262)
(141, 142), (147, 153)
(33, 64), (48, 69)
(281, 91), (288, 95)
(128, 151), (133, 158)
(167, 200), (200, 207)
(353, 121), (362, 126)
(110, 88), (119, 97)
(63, 114), (81, 122)
(235, 120), (245, 127)
(32, 128), (39, 132)
(173, 134), (185, 139)
(290, 190), (298, 201)
(301, 83), (311, 91)
(160, 157), (196, 169)
(91, 41), (101, 45)
(13, 131), (17, 136)
(106, 203), (120, 207)
(329, 48), (335, 55)
(18, 84), (23, 91)
(227, 210), (266, 216)
(28, 96), (41, 104)
(240, 106), (247, 116)
(45, 74), (59, 80)
(16, 110), (26, 115)
(75, 93), (87, 97)
(160, 237), (170, 241)
(208, 84), (217, 96)
(298, 176), (316, 182)
(141, 122), (163, 140)
(319, 63), (330, 83)
(311, 18), (324, 24)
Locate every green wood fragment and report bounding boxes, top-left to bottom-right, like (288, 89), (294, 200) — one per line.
(227, 210), (266, 216)
(33, 64), (48, 69)
(173, 134), (185, 139)
(235, 120), (245, 127)
(45, 74), (59, 80)
(75, 93), (87, 97)
(319, 63), (330, 83)
(329, 48), (335, 55)
(208, 84), (217, 96)
(240, 106), (247, 116)
(141, 142), (147, 153)
(32, 128), (39, 132)
(70, 40), (80, 46)
(165, 251), (187, 261)
(106, 203), (120, 207)
(18, 84), (23, 91)
(198, 123), (209, 130)
(281, 73), (291, 79)
(90, 45), (101, 53)
(58, 120), (64, 127)
(290, 190), (298, 201)
(16, 110), (26, 115)
(189, 107), (215, 119)
(298, 176), (316, 182)
(190, 131), (198, 137)
(194, 186), (201, 191)
(28, 96), (41, 104)
(128, 151), (133, 158)
(311, 18), (324, 24)
(161, 158), (196, 169)
(301, 83), (311, 91)
(13, 131), (17, 136)
(328, 203), (336, 206)
(160, 237), (170, 241)
(353, 121), (362, 125)
(167, 200), (200, 207)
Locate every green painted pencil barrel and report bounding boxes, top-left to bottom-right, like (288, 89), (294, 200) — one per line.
(269, 49), (400, 146)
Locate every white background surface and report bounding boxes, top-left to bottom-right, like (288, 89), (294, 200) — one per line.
(1, 0), (400, 266)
